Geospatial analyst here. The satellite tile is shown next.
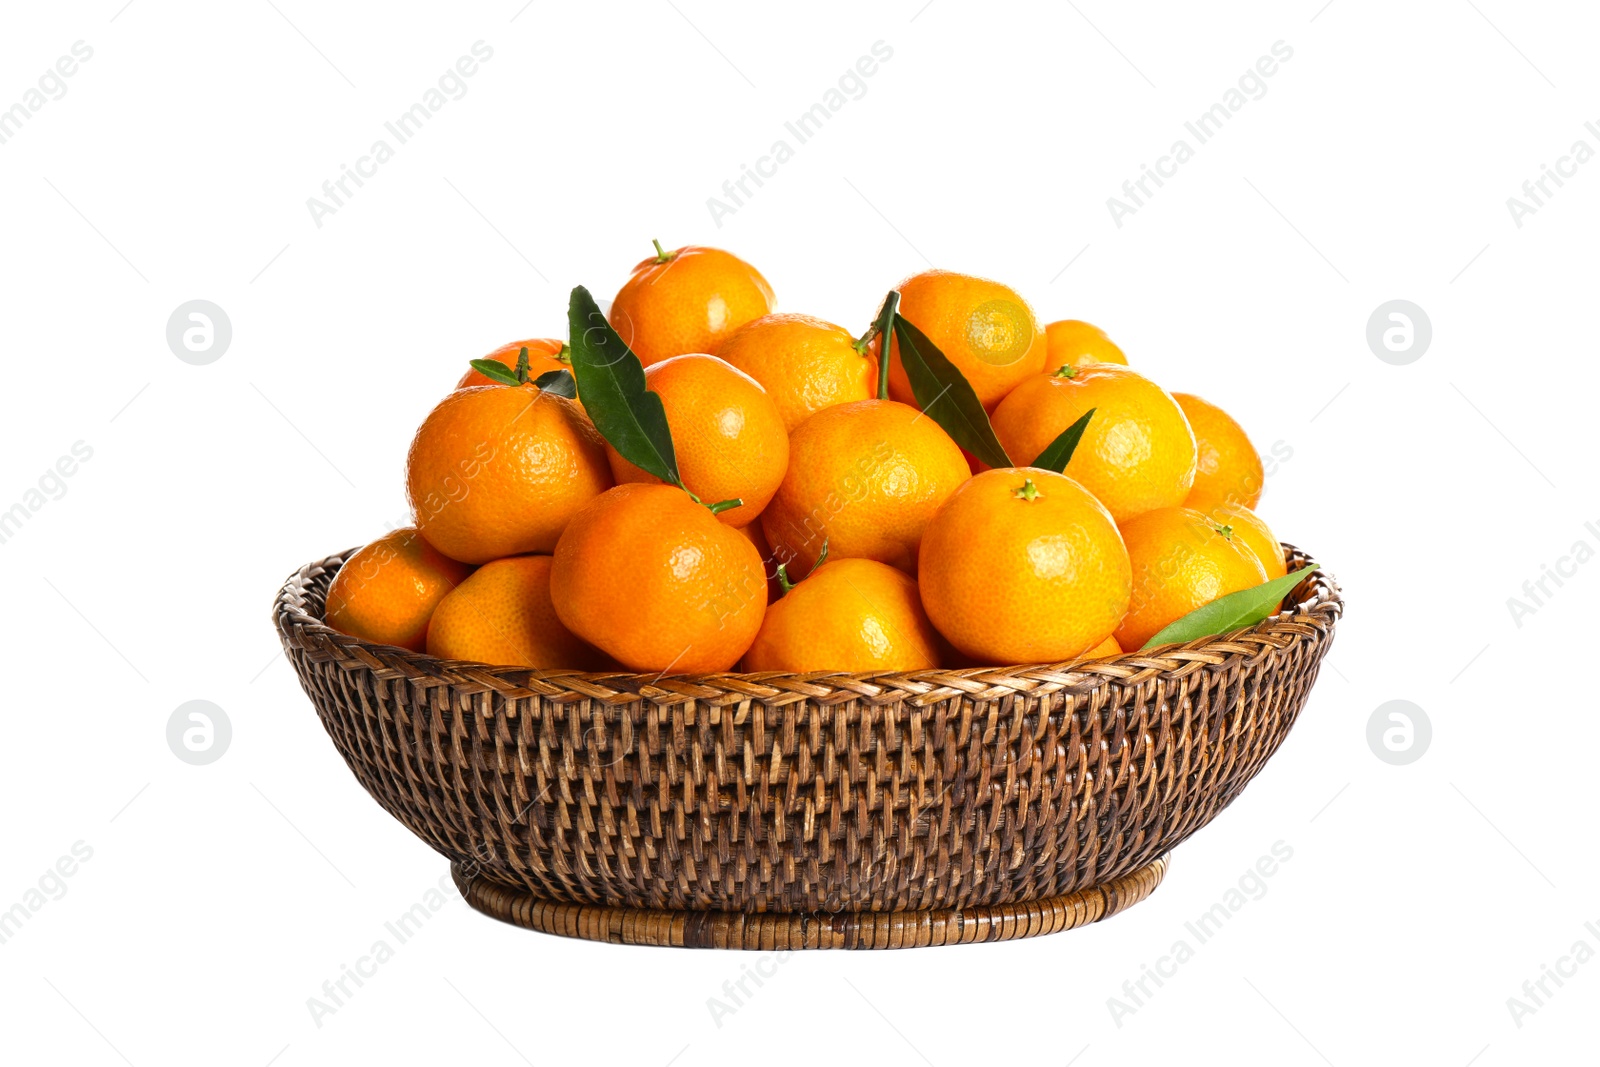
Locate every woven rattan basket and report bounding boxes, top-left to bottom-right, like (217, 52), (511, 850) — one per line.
(273, 546), (1340, 950)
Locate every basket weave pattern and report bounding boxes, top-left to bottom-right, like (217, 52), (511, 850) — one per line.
(274, 547), (1339, 932)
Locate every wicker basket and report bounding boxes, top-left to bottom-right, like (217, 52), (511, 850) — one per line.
(273, 546), (1340, 949)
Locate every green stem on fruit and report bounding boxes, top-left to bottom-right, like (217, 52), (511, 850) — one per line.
(1215, 524), (1234, 540)
(514, 346), (531, 383)
(776, 539), (829, 596)
(651, 238), (671, 263)
(1053, 363), (1077, 378)
(872, 290), (901, 400)
(707, 497), (743, 515)
(1013, 478), (1043, 501)
(557, 343), (571, 363)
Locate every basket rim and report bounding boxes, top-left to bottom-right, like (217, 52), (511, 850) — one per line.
(272, 543), (1341, 705)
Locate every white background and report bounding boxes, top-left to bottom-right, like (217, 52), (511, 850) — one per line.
(1, 0), (1595, 1063)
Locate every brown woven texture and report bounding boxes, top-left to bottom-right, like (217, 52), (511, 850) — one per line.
(274, 546), (1339, 944)
(450, 853), (1169, 949)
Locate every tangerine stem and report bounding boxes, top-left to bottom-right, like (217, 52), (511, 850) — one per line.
(514, 346), (531, 383)
(806, 538), (830, 579)
(774, 561), (795, 596)
(651, 238), (671, 263)
(872, 290), (900, 400)
(707, 497), (743, 515)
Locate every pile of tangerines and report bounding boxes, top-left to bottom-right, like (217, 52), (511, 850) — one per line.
(323, 241), (1299, 676)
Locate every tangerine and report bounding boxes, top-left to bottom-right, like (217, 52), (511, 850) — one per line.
(1114, 506), (1268, 650)
(456, 338), (570, 389)
(1045, 319), (1127, 366)
(406, 381), (612, 564)
(1084, 635), (1122, 660)
(715, 313), (877, 431)
(324, 526), (471, 652)
(917, 469), (1131, 664)
(605, 354), (788, 528)
(550, 484), (767, 673)
(742, 558), (941, 673)
(609, 241), (775, 366)
(1201, 502), (1285, 581)
(425, 555), (611, 670)
(760, 399), (969, 575)
(990, 362), (1196, 523)
(886, 269), (1048, 410)
(1175, 393), (1264, 514)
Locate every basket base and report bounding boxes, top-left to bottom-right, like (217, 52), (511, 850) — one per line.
(451, 854), (1169, 950)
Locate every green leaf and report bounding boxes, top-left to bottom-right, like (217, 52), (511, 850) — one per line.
(872, 290), (899, 400)
(891, 312), (1013, 469)
(1140, 565), (1321, 650)
(468, 358), (521, 387)
(1031, 408), (1094, 473)
(533, 368), (577, 398)
(565, 285), (681, 486)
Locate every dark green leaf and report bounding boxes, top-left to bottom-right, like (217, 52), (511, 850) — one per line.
(891, 312), (1012, 469)
(468, 358), (521, 386)
(1031, 408), (1094, 473)
(566, 285), (680, 486)
(872, 290), (900, 400)
(1140, 565), (1321, 650)
(533, 369), (577, 398)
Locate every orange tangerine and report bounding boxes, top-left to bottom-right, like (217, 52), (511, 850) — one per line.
(743, 558), (941, 673)
(715, 313), (877, 432)
(425, 555), (611, 670)
(324, 527), (471, 652)
(760, 399), (969, 575)
(917, 468), (1132, 664)
(886, 269), (1048, 410)
(1115, 506), (1268, 651)
(604, 354), (788, 528)
(609, 242), (775, 366)
(1175, 393), (1264, 514)
(990, 362), (1196, 523)
(1045, 319), (1127, 366)
(550, 483), (767, 673)
(406, 382), (613, 563)
(456, 338), (570, 389)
